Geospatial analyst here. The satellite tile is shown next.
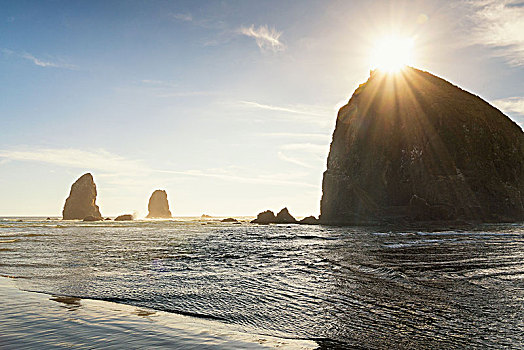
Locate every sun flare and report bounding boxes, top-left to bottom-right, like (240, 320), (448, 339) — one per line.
(370, 36), (414, 73)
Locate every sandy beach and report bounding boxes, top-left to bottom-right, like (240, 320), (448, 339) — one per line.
(0, 277), (317, 349)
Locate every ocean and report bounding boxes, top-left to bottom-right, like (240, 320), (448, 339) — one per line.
(1, 217), (523, 349)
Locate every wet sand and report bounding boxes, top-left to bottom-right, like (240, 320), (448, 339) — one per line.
(0, 277), (317, 349)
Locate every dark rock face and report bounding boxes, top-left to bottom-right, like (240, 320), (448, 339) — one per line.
(115, 214), (133, 221)
(299, 216), (319, 225)
(321, 68), (524, 225)
(251, 210), (276, 224)
(146, 190), (172, 218)
(275, 208), (297, 223)
(63, 173), (102, 220)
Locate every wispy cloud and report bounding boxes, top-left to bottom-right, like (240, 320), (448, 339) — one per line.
(277, 151), (315, 168)
(156, 168), (315, 188)
(169, 12), (226, 31)
(259, 132), (331, 142)
(0, 147), (317, 188)
(21, 53), (61, 68)
(0, 148), (146, 174)
(277, 143), (329, 169)
(239, 101), (328, 117)
(1, 49), (77, 69)
(467, 0), (524, 66)
(172, 13), (193, 22)
(235, 100), (334, 127)
(239, 25), (285, 52)
(493, 96), (524, 115)
(156, 91), (216, 98)
(492, 96), (524, 126)
(122, 80), (214, 98)
(139, 79), (178, 88)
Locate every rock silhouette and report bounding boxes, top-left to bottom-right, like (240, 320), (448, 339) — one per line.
(320, 67), (524, 224)
(298, 216), (319, 225)
(251, 210), (276, 224)
(221, 218), (239, 223)
(115, 214), (133, 221)
(62, 173), (102, 220)
(252, 208), (299, 224)
(275, 208), (297, 223)
(146, 190), (172, 218)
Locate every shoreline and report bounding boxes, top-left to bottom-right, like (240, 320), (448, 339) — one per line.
(0, 277), (317, 349)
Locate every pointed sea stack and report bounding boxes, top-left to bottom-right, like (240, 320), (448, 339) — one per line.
(62, 173), (102, 220)
(320, 67), (524, 225)
(275, 208), (297, 223)
(146, 190), (172, 218)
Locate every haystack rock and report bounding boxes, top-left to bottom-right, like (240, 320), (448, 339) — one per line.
(62, 173), (102, 220)
(320, 67), (524, 225)
(146, 190), (172, 218)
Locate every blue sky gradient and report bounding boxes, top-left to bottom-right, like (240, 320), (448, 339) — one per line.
(1, 0), (523, 216)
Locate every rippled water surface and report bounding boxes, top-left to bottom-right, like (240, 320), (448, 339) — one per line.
(1, 217), (524, 349)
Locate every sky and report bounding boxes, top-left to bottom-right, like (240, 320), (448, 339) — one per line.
(1, 0), (523, 217)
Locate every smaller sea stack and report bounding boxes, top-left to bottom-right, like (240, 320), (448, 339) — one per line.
(275, 208), (297, 223)
(251, 210), (277, 224)
(146, 190), (172, 218)
(62, 173), (102, 220)
(251, 208), (299, 224)
(115, 214), (133, 221)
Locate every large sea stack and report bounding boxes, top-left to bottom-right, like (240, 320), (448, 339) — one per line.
(146, 190), (172, 218)
(62, 173), (102, 220)
(320, 67), (524, 225)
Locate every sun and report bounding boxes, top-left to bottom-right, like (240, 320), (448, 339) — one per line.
(370, 36), (414, 73)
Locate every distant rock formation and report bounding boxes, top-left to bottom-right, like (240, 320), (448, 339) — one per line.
(115, 214), (133, 221)
(320, 67), (524, 225)
(251, 210), (277, 224)
(201, 214), (213, 219)
(146, 190), (172, 218)
(275, 208), (297, 223)
(221, 217), (239, 223)
(63, 173), (102, 220)
(298, 216), (319, 225)
(251, 208), (299, 224)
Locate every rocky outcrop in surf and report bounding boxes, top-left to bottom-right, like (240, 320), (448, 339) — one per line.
(320, 67), (524, 225)
(251, 210), (276, 224)
(62, 173), (102, 220)
(146, 190), (172, 218)
(298, 216), (319, 225)
(115, 214), (133, 221)
(275, 208), (297, 223)
(221, 218), (239, 223)
(251, 208), (299, 224)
